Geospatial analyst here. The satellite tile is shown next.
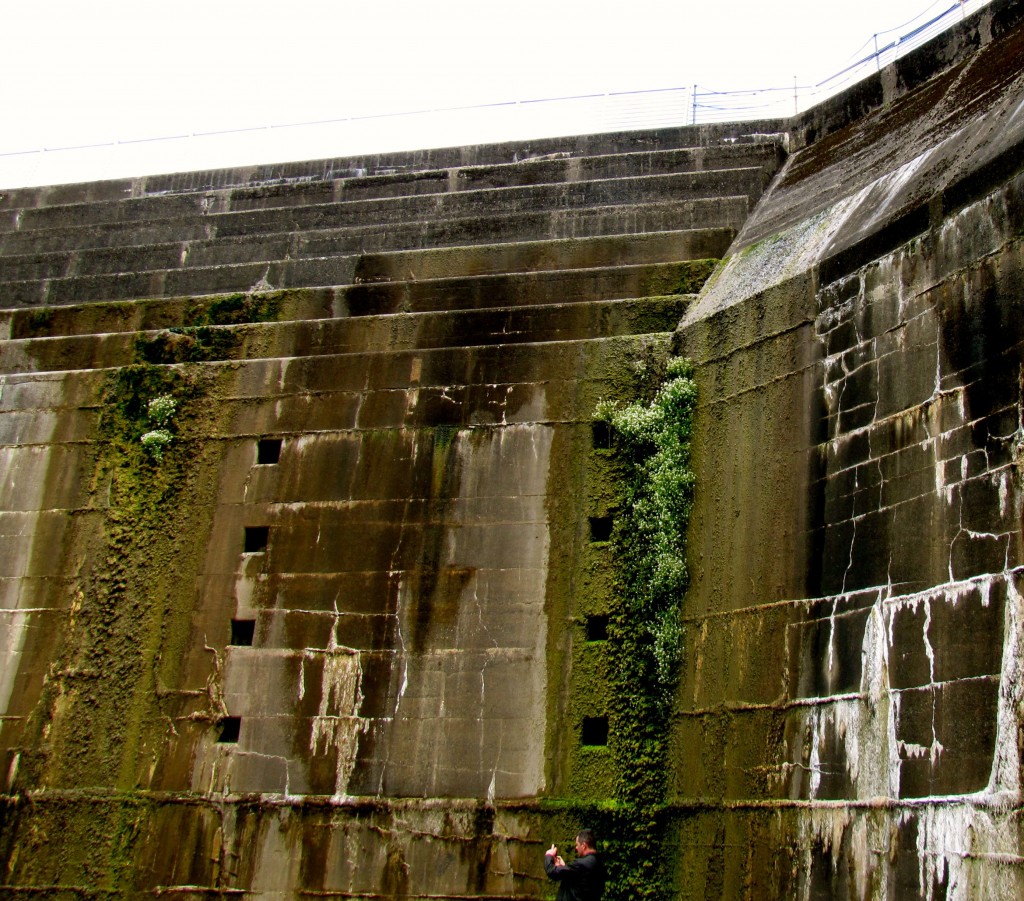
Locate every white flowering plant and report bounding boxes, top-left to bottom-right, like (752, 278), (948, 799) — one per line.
(139, 394), (178, 459)
(140, 428), (174, 460)
(146, 395), (177, 428)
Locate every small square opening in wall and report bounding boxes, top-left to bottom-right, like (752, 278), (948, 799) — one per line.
(217, 716), (241, 744)
(592, 421), (613, 450)
(586, 614), (609, 642)
(581, 716), (608, 747)
(244, 526), (270, 553)
(230, 618), (256, 646)
(589, 516), (613, 542)
(256, 438), (282, 465)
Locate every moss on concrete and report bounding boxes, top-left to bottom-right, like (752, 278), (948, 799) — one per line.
(9, 338), (233, 891)
(642, 258), (720, 297)
(184, 290), (282, 328)
(540, 337), (696, 901)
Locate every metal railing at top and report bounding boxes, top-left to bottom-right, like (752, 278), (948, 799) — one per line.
(692, 0), (988, 123)
(0, 0), (993, 189)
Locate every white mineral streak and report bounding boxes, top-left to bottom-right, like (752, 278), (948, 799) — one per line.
(797, 572), (1024, 900)
(800, 598), (900, 802)
(231, 550), (264, 612)
(935, 177), (1009, 284)
(783, 160), (1024, 893)
(985, 576), (1023, 801)
(931, 390), (969, 506)
(825, 599), (837, 688)
(375, 434), (420, 795)
(308, 645), (367, 799)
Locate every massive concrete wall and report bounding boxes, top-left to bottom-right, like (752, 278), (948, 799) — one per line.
(2, 1), (1024, 898)
(673, 1), (1024, 896)
(0, 101), (782, 894)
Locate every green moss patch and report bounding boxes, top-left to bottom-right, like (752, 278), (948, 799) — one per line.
(184, 291), (282, 328)
(136, 291), (282, 364)
(638, 259), (720, 298)
(11, 334), (234, 889)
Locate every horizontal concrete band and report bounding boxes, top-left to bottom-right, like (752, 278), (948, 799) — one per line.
(0, 166), (769, 239)
(0, 265), (704, 339)
(3, 260), (713, 320)
(0, 298), (687, 375)
(0, 197), (746, 274)
(0, 174), (758, 302)
(0, 122), (786, 209)
(3, 143), (781, 224)
(6, 786), (1012, 812)
(0, 331), (668, 402)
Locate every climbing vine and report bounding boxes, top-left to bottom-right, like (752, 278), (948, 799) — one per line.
(595, 356), (697, 901)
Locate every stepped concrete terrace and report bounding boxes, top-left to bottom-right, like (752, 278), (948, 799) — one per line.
(5, 1), (1024, 897)
(0, 119), (784, 899)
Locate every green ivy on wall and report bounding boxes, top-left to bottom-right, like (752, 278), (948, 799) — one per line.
(596, 356), (697, 901)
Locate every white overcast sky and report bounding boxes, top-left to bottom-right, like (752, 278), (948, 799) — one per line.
(0, 0), (982, 187)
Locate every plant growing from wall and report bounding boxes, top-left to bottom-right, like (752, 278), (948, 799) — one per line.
(594, 356), (696, 901)
(139, 394), (178, 460)
(12, 290), (285, 887)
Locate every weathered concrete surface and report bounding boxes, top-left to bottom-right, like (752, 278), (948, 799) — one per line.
(0, 106), (770, 895)
(2, 0), (1024, 897)
(674, 1), (1024, 896)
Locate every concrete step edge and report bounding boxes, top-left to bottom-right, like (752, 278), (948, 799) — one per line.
(217, 143), (784, 211)
(0, 196), (751, 263)
(0, 294), (694, 346)
(0, 130), (785, 213)
(0, 328), (679, 379)
(0, 259), (712, 315)
(3, 165), (769, 236)
(1, 235), (725, 306)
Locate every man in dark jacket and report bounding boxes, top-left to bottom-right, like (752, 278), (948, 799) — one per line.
(544, 829), (605, 901)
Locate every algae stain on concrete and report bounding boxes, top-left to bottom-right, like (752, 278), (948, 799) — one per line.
(9, 353), (234, 887)
(379, 415), (553, 799)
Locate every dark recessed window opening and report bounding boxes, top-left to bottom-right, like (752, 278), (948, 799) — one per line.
(256, 438), (282, 465)
(586, 614), (609, 642)
(592, 421), (613, 450)
(230, 618), (256, 646)
(244, 526), (270, 553)
(581, 716), (609, 747)
(217, 716), (241, 744)
(589, 516), (613, 542)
